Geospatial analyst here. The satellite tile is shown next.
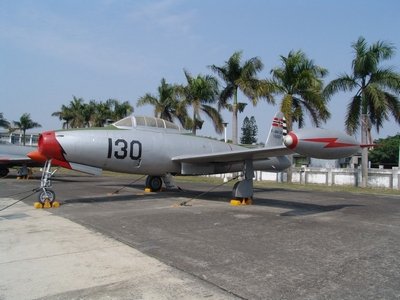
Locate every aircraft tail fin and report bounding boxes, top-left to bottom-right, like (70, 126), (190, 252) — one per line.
(265, 112), (287, 148)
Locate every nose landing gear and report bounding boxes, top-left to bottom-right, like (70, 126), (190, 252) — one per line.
(34, 160), (60, 209)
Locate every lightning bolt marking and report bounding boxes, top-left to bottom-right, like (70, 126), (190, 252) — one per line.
(302, 138), (357, 148)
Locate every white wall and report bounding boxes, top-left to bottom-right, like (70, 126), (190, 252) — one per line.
(210, 167), (400, 190)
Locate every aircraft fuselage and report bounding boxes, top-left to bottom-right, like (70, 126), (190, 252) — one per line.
(46, 127), (290, 176)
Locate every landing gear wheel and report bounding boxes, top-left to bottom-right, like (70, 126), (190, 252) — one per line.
(38, 189), (56, 204)
(145, 176), (163, 192)
(0, 168), (9, 177)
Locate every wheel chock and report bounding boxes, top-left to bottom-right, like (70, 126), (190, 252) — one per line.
(230, 199), (242, 206)
(34, 202), (43, 209)
(144, 188), (152, 193)
(51, 201), (60, 208)
(230, 198), (253, 206)
(43, 200), (52, 209)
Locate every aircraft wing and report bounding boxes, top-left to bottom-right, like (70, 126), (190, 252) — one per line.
(0, 144), (40, 167)
(171, 145), (293, 164)
(0, 154), (31, 163)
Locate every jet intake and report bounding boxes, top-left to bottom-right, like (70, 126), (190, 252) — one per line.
(38, 131), (67, 162)
(283, 129), (360, 159)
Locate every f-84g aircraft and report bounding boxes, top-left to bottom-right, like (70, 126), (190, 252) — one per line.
(28, 112), (360, 203)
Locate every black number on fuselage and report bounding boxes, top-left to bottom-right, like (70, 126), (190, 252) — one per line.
(107, 138), (142, 160)
(129, 140), (142, 160)
(114, 139), (128, 159)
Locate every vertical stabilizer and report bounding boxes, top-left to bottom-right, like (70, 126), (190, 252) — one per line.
(265, 112), (287, 147)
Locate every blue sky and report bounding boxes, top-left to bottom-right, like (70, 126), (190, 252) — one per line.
(1, 0), (400, 142)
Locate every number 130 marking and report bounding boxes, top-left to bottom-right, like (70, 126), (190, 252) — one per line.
(107, 138), (142, 160)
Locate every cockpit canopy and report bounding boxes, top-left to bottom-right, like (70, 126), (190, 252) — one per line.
(113, 115), (185, 132)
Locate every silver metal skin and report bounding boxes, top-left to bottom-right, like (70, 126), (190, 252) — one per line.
(54, 127), (291, 176)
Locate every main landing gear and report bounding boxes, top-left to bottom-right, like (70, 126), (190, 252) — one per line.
(34, 160), (60, 209)
(144, 174), (177, 192)
(144, 166), (254, 206)
(231, 160), (254, 206)
(145, 175), (163, 192)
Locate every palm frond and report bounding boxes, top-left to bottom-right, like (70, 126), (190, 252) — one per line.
(324, 74), (358, 98)
(200, 104), (224, 133)
(383, 91), (400, 123)
(345, 96), (362, 134)
(370, 68), (400, 93)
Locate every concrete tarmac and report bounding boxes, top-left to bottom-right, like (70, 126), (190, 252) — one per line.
(1, 173), (400, 299)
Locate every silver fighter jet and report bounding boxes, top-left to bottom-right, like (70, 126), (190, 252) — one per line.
(28, 112), (360, 203)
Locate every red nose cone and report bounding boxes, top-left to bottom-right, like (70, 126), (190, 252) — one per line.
(38, 131), (66, 162)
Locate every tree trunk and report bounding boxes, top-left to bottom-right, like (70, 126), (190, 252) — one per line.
(361, 114), (369, 187)
(232, 103), (238, 144)
(285, 115), (293, 183)
(22, 129), (26, 146)
(232, 89), (238, 144)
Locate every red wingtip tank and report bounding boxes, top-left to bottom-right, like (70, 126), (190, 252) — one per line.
(284, 128), (360, 159)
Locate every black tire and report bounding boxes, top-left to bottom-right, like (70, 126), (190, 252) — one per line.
(0, 168), (9, 177)
(232, 181), (240, 198)
(146, 176), (163, 191)
(38, 189), (56, 203)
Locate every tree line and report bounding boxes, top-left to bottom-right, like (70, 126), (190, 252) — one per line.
(51, 97), (133, 129)
(0, 98), (133, 145)
(136, 37), (400, 145)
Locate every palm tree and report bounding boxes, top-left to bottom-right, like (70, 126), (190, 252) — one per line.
(0, 113), (10, 128)
(324, 36), (400, 187)
(92, 100), (113, 127)
(179, 70), (223, 135)
(270, 50), (329, 183)
(52, 104), (73, 129)
(53, 96), (85, 128)
(13, 113), (41, 145)
(67, 96), (86, 128)
(108, 99), (134, 121)
(137, 78), (187, 127)
(270, 50), (330, 131)
(81, 101), (96, 127)
(210, 51), (274, 144)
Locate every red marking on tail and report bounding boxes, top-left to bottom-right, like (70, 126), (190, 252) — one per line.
(272, 118), (284, 128)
